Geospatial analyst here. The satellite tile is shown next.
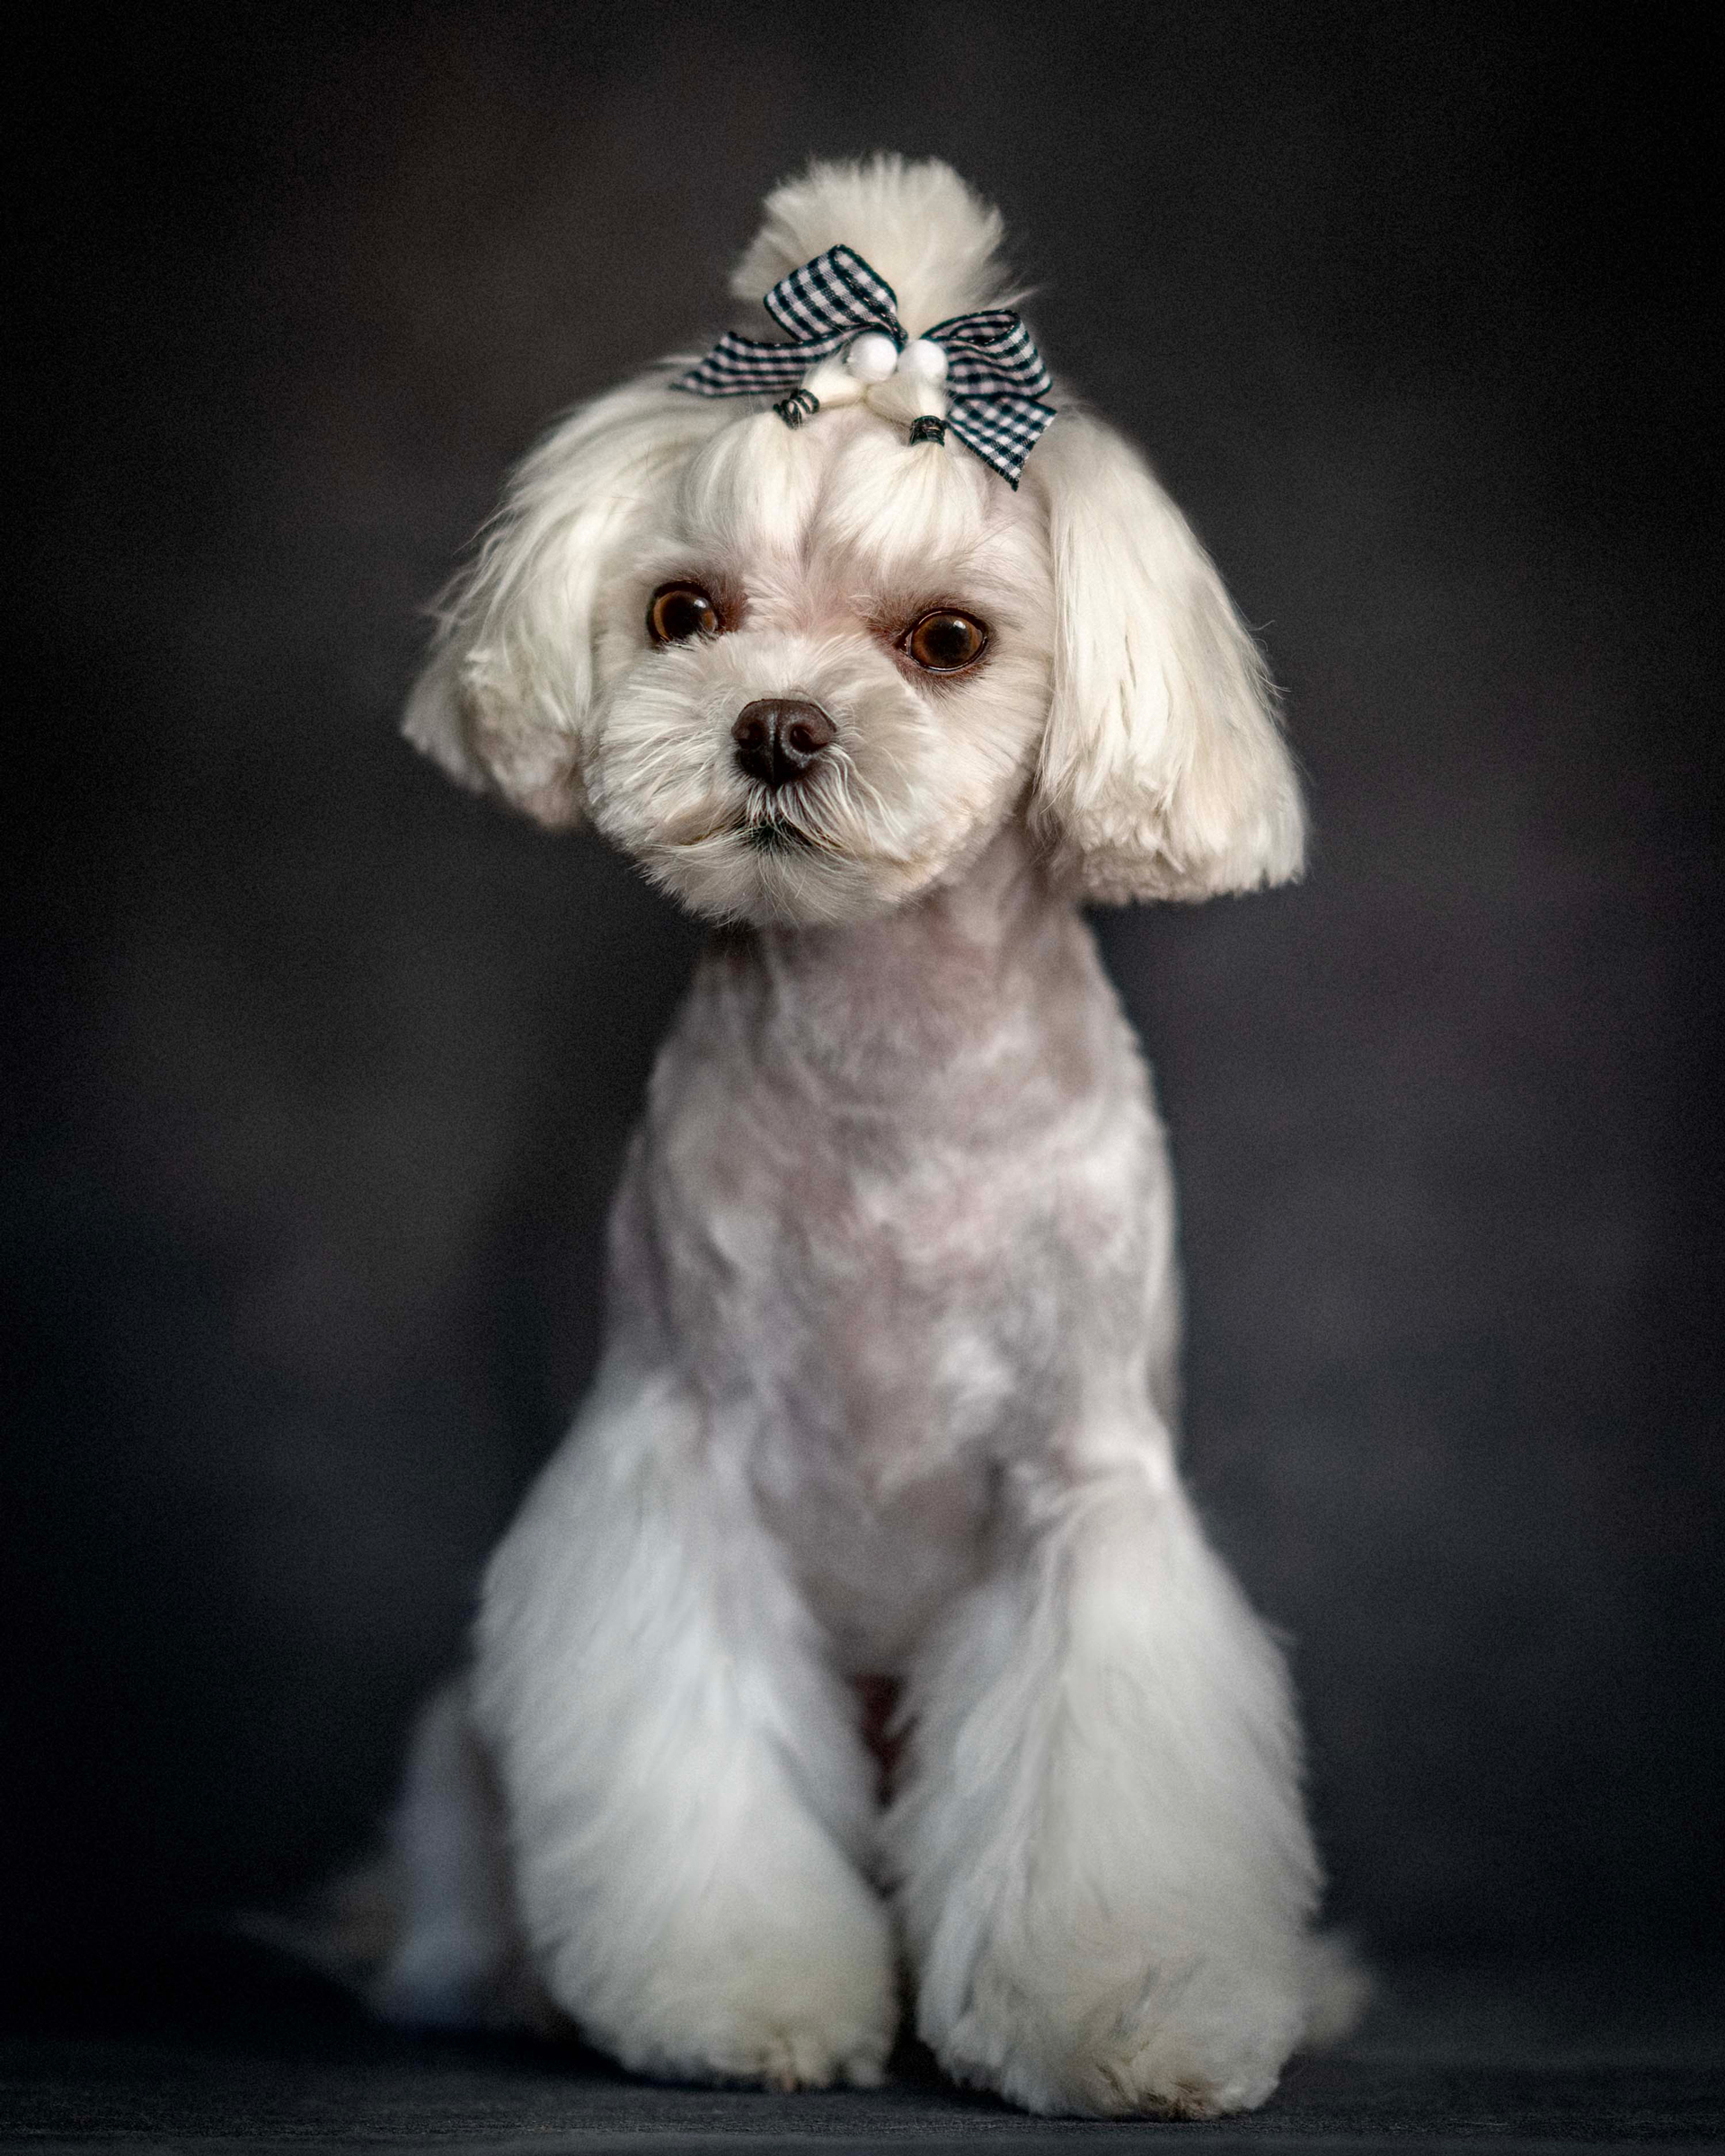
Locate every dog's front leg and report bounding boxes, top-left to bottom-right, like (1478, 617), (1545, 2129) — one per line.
(473, 1359), (896, 2088)
(888, 1436), (1319, 2117)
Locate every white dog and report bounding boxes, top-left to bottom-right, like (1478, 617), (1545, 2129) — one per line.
(364, 155), (1360, 2119)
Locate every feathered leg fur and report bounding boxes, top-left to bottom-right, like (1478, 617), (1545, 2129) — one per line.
(885, 1440), (1322, 2118)
(466, 1356), (897, 2089)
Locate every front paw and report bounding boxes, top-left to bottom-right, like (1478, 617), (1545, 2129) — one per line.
(937, 1947), (1304, 2118)
(546, 1895), (898, 2092)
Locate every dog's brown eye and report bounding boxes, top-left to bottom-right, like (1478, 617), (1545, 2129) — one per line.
(904, 609), (987, 674)
(648, 582), (721, 644)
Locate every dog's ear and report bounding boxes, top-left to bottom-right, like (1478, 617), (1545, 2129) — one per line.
(1027, 411), (1305, 903)
(403, 375), (718, 829)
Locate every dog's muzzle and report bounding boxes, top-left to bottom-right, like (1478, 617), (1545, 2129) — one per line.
(731, 700), (836, 791)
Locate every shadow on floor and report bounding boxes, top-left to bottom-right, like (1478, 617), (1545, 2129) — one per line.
(2, 1932), (1722, 2152)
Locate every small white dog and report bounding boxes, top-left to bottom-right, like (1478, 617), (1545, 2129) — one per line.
(366, 155), (1359, 2118)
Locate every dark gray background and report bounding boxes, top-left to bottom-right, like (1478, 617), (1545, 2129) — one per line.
(6, 2), (1719, 2000)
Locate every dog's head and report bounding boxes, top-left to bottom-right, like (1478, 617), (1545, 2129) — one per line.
(407, 155), (1304, 923)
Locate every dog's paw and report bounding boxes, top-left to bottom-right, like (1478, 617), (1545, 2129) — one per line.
(935, 1948), (1303, 2118)
(548, 1894), (898, 2092)
(607, 1975), (896, 2091)
(632, 2002), (890, 2092)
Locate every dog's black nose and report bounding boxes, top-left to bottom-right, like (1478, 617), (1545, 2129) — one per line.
(731, 699), (836, 790)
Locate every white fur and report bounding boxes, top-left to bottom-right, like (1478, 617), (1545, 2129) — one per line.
(473, 1356), (895, 2087)
(1028, 411), (1307, 901)
(369, 1679), (519, 2029)
(728, 155), (1013, 338)
(890, 1469), (1317, 2115)
(376, 155), (1355, 2118)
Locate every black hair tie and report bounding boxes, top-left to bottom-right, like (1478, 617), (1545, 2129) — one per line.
(909, 415), (947, 446)
(774, 388), (820, 429)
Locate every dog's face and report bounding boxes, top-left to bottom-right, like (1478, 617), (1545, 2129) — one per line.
(579, 409), (1052, 924)
(407, 351), (1305, 921)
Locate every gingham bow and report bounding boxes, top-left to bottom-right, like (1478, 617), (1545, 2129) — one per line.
(673, 243), (1056, 487)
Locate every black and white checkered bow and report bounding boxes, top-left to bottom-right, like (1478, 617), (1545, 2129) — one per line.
(673, 243), (1056, 487)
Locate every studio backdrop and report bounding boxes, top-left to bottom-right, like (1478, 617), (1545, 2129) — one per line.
(5, 4), (1718, 1987)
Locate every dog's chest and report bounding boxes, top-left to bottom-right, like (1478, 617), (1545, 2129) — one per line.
(665, 1066), (1097, 1436)
(634, 947), (1165, 1667)
(668, 1117), (1070, 1664)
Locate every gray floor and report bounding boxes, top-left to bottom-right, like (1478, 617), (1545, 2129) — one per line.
(3, 1952), (1722, 2152)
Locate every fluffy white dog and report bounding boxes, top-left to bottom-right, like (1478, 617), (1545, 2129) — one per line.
(366, 155), (1360, 2118)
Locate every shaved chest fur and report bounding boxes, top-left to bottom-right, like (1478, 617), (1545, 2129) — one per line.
(611, 845), (1179, 1671)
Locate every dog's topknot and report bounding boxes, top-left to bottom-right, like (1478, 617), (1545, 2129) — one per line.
(728, 155), (1015, 340)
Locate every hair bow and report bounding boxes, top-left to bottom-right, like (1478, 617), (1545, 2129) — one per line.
(674, 243), (1056, 488)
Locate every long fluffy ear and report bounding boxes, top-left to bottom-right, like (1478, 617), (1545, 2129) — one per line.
(1027, 411), (1305, 903)
(403, 373), (720, 827)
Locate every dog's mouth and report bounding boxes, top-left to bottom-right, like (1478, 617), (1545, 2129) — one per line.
(662, 803), (833, 856)
(741, 816), (821, 855)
